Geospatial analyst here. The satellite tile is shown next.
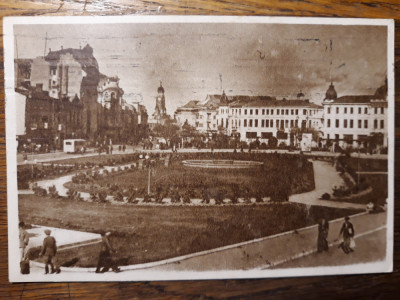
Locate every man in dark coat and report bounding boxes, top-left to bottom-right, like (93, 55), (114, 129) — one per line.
(338, 216), (355, 254)
(40, 229), (60, 274)
(96, 232), (120, 273)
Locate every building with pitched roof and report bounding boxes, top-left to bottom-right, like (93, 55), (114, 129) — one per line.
(15, 44), (148, 147)
(221, 94), (323, 145)
(322, 81), (388, 149)
(176, 91), (323, 146)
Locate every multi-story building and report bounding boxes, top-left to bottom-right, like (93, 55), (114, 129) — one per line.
(14, 58), (32, 89)
(222, 95), (323, 145)
(15, 44), (148, 147)
(176, 91), (323, 145)
(176, 80), (387, 151)
(175, 93), (228, 133)
(17, 85), (83, 150)
(28, 44), (100, 139)
(321, 81), (388, 149)
(174, 100), (200, 128)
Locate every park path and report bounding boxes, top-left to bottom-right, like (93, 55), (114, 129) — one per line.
(34, 164), (134, 201)
(289, 160), (366, 210)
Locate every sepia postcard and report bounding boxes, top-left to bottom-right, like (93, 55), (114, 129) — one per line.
(4, 16), (394, 282)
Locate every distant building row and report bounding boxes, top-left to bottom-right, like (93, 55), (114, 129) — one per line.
(14, 44), (148, 149)
(175, 81), (388, 149)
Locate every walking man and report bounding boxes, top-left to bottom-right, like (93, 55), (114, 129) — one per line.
(96, 232), (120, 273)
(19, 221), (29, 261)
(40, 229), (60, 274)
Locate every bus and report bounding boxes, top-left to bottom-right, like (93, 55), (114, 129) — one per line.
(63, 139), (86, 154)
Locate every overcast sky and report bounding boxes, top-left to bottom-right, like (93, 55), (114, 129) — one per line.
(14, 22), (387, 115)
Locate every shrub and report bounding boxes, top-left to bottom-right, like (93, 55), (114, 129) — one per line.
(229, 183), (240, 204)
(113, 191), (124, 202)
(48, 185), (59, 198)
(214, 188), (226, 205)
(33, 185), (47, 196)
(143, 194), (151, 203)
(321, 193), (331, 200)
(90, 193), (98, 202)
(98, 191), (107, 203)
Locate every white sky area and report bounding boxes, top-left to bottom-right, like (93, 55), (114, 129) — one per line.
(14, 23), (387, 115)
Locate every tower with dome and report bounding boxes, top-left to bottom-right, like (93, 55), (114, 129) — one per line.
(153, 81), (167, 124)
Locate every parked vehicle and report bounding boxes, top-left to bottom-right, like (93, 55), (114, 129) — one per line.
(63, 139), (86, 154)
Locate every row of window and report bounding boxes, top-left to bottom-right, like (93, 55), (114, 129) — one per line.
(327, 106), (385, 114)
(224, 108), (315, 116)
(239, 119), (310, 129)
(326, 119), (384, 129)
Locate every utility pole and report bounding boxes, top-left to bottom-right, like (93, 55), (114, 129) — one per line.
(44, 32), (48, 57)
(148, 166), (151, 195)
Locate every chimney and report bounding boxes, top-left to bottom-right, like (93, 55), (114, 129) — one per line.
(61, 45), (63, 50)
(49, 48), (51, 53)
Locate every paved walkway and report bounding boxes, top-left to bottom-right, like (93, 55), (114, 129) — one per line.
(276, 227), (386, 269)
(26, 225), (101, 251)
(18, 147), (388, 165)
(289, 160), (366, 210)
(21, 211), (386, 279)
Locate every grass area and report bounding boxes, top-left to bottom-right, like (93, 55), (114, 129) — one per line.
(67, 154), (315, 200)
(19, 194), (361, 268)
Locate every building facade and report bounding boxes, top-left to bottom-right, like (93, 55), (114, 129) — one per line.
(222, 96), (323, 145)
(175, 93), (228, 133)
(175, 80), (388, 151)
(15, 44), (148, 147)
(176, 92), (323, 146)
(321, 81), (388, 149)
(18, 86), (83, 150)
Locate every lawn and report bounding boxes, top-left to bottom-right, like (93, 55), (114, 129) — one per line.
(66, 153), (315, 200)
(19, 194), (361, 268)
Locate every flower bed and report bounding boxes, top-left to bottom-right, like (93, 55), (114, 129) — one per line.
(65, 153), (314, 203)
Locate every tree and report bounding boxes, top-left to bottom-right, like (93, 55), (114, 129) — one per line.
(181, 120), (197, 137)
(151, 117), (180, 140)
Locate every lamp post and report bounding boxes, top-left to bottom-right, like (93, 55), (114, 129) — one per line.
(145, 154), (151, 195)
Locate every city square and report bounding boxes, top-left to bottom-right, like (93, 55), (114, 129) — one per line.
(6, 18), (392, 280)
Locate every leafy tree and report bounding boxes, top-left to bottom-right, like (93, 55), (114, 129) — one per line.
(181, 120), (197, 137)
(151, 117), (180, 140)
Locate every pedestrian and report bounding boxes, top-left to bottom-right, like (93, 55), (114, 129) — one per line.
(95, 232), (120, 273)
(40, 229), (60, 274)
(317, 218), (329, 253)
(122, 144), (126, 152)
(19, 221), (29, 262)
(338, 216), (355, 254)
